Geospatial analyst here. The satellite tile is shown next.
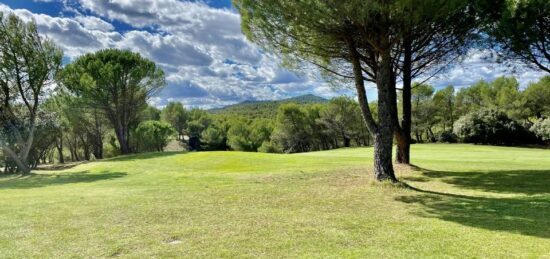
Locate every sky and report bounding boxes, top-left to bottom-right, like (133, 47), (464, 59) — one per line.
(0, 0), (546, 108)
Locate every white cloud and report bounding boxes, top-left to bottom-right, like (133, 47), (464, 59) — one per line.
(3, 1), (545, 108)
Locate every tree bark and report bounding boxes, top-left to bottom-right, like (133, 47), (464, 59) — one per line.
(347, 37), (396, 182)
(374, 50), (398, 182)
(395, 37), (412, 164)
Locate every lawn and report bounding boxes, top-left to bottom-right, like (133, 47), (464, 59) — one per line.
(1, 144), (550, 258)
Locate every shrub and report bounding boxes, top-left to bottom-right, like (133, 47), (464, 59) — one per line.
(453, 109), (537, 145)
(437, 130), (458, 143)
(530, 118), (550, 141)
(135, 120), (175, 152)
(258, 141), (281, 153)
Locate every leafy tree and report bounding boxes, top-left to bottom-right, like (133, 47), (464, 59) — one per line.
(411, 83), (437, 142)
(59, 49), (165, 154)
(490, 0), (550, 73)
(454, 108), (536, 145)
(186, 109), (212, 150)
(201, 126), (227, 151)
(227, 120), (255, 151)
(530, 118), (550, 141)
(135, 120), (174, 152)
(432, 86), (456, 132)
(523, 76), (550, 119)
(0, 13), (62, 174)
(271, 103), (313, 153)
(141, 105), (161, 121)
(319, 97), (363, 148)
(161, 102), (188, 140)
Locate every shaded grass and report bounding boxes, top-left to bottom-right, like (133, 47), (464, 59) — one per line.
(0, 144), (549, 258)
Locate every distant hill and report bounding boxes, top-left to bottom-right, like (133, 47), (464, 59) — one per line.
(209, 94), (328, 119)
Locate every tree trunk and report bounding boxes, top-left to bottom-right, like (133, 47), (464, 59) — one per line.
(2, 146), (31, 175)
(347, 36), (396, 182)
(395, 37), (412, 164)
(115, 126), (131, 154)
(374, 50), (397, 182)
(56, 135), (64, 164)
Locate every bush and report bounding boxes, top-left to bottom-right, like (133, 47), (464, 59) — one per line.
(135, 120), (175, 152)
(453, 109), (537, 145)
(530, 118), (550, 141)
(258, 141), (281, 153)
(437, 130), (458, 143)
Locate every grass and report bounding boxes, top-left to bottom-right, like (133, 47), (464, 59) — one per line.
(1, 144), (550, 258)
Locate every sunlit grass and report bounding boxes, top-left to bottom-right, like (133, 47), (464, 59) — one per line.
(1, 144), (549, 257)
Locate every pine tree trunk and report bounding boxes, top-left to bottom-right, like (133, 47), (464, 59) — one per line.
(396, 37), (412, 164)
(374, 50), (397, 182)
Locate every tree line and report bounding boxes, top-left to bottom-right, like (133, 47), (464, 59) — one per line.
(1, 0), (549, 183)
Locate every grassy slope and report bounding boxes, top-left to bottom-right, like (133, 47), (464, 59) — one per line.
(1, 144), (550, 258)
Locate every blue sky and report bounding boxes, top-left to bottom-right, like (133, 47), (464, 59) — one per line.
(0, 0), (546, 108)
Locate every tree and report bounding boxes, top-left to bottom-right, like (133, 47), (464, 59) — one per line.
(531, 118), (550, 141)
(161, 102), (188, 140)
(454, 108), (536, 145)
(0, 13), (62, 174)
(394, 0), (489, 164)
(490, 0), (550, 73)
(319, 97), (364, 148)
(271, 103), (313, 153)
(236, 0), (404, 181)
(524, 76), (550, 119)
(141, 105), (161, 121)
(201, 126), (227, 151)
(59, 49), (165, 154)
(411, 83), (436, 142)
(135, 120), (174, 152)
(432, 86), (456, 132)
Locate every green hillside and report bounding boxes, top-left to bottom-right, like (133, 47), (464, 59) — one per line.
(209, 94), (328, 118)
(1, 144), (550, 257)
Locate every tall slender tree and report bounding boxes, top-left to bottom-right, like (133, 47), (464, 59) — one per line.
(0, 13), (62, 174)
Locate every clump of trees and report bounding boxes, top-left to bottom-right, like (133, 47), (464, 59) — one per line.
(0, 13), (62, 174)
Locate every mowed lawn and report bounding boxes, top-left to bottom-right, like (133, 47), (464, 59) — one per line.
(1, 144), (550, 258)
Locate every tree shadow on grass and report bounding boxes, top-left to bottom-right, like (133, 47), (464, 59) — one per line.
(396, 192), (550, 238)
(397, 166), (550, 238)
(403, 166), (550, 195)
(104, 151), (184, 162)
(0, 171), (126, 189)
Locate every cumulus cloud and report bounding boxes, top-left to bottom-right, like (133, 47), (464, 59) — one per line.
(2, 0), (545, 108)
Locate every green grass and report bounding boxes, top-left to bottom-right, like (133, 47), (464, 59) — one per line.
(1, 144), (550, 258)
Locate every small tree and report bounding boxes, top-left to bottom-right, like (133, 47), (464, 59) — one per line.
(135, 120), (174, 152)
(0, 13), (62, 174)
(161, 102), (188, 140)
(59, 49), (165, 154)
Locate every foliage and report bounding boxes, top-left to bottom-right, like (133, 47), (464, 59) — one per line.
(523, 76), (550, 119)
(210, 94), (328, 119)
(134, 120), (175, 152)
(530, 118), (550, 141)
(453, 109), (536, 145)
(58, 49), (165, 154)
(0, 13), (62, 174)
(161, 102), (188, 140)
(490, 0), (550, 73)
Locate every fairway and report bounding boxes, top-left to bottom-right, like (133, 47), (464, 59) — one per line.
(1, 144), (550, 258)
